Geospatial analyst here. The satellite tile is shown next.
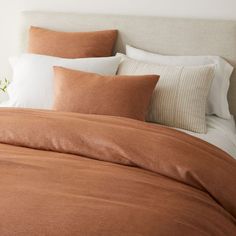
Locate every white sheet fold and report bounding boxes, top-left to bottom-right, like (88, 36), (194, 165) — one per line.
(179, 116), (236, 159)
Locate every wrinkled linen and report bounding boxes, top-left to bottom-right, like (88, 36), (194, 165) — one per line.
(180, 115), (236, 159)
(0, 108), (235, 236)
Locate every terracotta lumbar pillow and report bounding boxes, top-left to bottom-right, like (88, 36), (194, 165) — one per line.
(28, 26), (118, 58)
(53, 67), (159, 121)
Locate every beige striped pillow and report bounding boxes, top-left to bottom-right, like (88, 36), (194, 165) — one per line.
(117, 55), (215, 133)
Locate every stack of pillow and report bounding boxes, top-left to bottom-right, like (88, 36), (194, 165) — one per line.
(117, 46), (233, 133)
(2, 26), (233, 134)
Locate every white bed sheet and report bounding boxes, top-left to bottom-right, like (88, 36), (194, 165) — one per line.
(179, 115), (236, 159)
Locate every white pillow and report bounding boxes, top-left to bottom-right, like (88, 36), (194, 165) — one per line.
(126, 45), (234, 119)
(8, 56), (19, 69)
(117, 54), (215, 133)
(3, 53), (121, 109)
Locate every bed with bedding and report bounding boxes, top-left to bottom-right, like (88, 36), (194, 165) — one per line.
(0, 11), (235, 235)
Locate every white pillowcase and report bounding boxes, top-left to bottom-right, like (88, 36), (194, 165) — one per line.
(126, 45), (234, 119)
(3, 53), (121, 109)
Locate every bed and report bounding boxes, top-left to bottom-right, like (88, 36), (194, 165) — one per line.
(0, 11), (235, 235)
(18, 11), (236, 158)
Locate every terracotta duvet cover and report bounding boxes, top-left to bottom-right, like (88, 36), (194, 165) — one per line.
(0, 108), (235, 236)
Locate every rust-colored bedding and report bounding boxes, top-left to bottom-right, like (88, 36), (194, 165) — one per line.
(0, 108), (235, 235)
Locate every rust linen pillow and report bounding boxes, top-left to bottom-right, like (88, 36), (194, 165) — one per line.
(28, 26), (118, 58)
(53, 67), (159, 121)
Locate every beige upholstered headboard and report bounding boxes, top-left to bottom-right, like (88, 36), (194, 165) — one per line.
(19, 11), (236, 118)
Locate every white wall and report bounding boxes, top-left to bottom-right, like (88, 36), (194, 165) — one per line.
(1, 0), (236, 78)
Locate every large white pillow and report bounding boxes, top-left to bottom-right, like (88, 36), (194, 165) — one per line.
(3, 54), (121, 109)
(117, 54), (215, 133)
(126, 45), (234, 119)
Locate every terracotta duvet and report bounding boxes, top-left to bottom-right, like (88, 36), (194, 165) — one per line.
(0, 108), (235, 236)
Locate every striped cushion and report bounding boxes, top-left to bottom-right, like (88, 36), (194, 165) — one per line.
(117, 55), (215, 133)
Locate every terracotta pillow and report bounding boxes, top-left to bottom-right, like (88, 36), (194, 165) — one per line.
(53, 67), (159, 121)
(28, 26), (118, 58)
